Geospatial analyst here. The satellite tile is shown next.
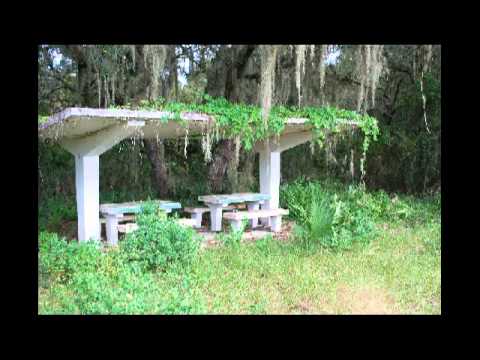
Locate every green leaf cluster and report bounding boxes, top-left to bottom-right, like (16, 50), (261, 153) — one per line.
(110, 94), (379, 155)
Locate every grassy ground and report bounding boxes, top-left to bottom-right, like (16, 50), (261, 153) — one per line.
(38, 181), (441, 315)
(162, 223), (440, 314)
(39, 220), (440, 315)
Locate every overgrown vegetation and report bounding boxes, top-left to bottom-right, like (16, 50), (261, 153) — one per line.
(120, 202), (200, 271)
(38, 44), (441, 314)
(38, 203), (204, 314)
(39, 180), (440, 314)
(105, 94), (379, 164)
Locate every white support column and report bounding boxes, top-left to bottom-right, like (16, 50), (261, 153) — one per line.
(256, 131), (312, 228)
(61, 120), (145, 243)
(75, 155), (100, 242)
(259, 149), (281, 226)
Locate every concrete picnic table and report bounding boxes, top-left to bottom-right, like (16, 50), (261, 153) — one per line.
(198, 193), (271, 232)
(100, 200), (181, 245)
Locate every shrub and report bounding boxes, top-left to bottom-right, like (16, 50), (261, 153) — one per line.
(41, 256), (207, 315)
(39, 229), (205, 314)
(38, 196), (77, 231)
(293, 198), (334, 250)
(282, 180), (376, 250)
(38, 231), (102, 284)
(120, 202), (200, 271)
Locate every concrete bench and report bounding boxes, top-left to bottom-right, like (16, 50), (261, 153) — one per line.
(176, 218), (197, 228)
(223, 208), (289, 233)
(184, 204), (246, 228)
(100, 215), (135, 224)
(117, 223), (139, 234)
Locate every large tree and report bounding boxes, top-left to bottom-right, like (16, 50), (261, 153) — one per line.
(39, 44), (441, 196)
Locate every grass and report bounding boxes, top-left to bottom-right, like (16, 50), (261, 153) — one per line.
(39, 220), (440, 314)
(38, 181), (441, 315)
(177, 220), (440, 314)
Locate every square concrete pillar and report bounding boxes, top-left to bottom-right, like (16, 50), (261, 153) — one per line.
(75, 155), (100, 242)
(259, 149), (280, 225)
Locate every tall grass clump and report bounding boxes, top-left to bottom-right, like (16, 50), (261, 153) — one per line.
(281, 179), (376, 250)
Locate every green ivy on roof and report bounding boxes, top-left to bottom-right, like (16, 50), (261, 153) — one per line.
(108, 94), (379, 153)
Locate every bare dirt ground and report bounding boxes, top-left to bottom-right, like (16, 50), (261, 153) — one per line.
(197, 219), (296, 249)
(335, 284), (400, 314)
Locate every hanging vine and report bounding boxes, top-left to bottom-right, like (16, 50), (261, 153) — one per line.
(259, 45), (279, 128)
(318, 45), (327, 105)
(295, 45), (307, 106)
(355, 45), (386, 113)
(109, 93), (379, 176)
(414, 45), (433, 134)
(352, 45), (387, 184)
(143, 45), (168, 101)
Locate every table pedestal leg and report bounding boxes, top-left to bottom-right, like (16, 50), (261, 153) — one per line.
(259, 202), (270, 227)
(208, 204), (223, 232)
(191, 212), (203, 228)
(105, 214), (121, 246)
(247, 201), (260, 228)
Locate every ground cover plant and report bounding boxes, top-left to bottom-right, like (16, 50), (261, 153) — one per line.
(38, 181), (440, 315)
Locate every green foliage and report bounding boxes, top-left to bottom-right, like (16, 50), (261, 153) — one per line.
(120, 202), (200, 271)
(253, 234), (274, 254)
(38, 232), (102, 284)
(281, 179), (440, 251)
(57, 266), (205, 315)
(282, 180), (376, 250)
(218, 219), (248, 247)
(110, 94), (379, 157)
(293, 198), (335, 250)
(38, 115), (49, 124)
(41, 258), (206, 314)
(38, 230), (205, 314)
(39, 182), (441, 315)
(38, 195), (77, 231)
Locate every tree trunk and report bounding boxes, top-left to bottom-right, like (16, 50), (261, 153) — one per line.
(63, 45), (96, 107)
(206, 45), (258, 193)
(208, 139), (235, 193)
(141, 45), (176, 198)
(77, 60), (95, 107)
(145, 139), (169, 198)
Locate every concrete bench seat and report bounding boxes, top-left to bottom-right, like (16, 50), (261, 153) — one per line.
(184, 204), (246, 228)
(117, 223), (139, 234)
(223, 208), (289, 232)
(176, 218), (197, 228)
(100, 215), (135, 224)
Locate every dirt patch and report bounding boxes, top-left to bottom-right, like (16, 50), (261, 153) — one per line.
(274, 220), (295, 242)
(292, 299), (315, 313)
(197, 220), (296, 249)
(336, 284), (399, 314)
